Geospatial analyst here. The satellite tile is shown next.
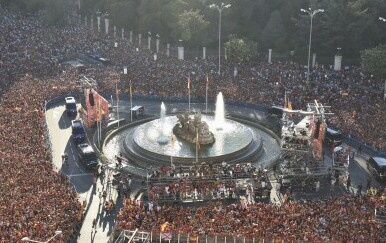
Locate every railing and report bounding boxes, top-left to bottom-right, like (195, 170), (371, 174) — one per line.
(112, 229), (307, 243)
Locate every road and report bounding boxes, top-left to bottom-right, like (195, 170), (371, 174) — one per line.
(46, 104), (118, 243)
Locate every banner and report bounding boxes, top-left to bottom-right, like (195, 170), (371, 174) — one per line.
(81, 88), (109, 127)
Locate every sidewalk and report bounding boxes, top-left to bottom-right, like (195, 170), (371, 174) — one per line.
(78, 170), (119, 243)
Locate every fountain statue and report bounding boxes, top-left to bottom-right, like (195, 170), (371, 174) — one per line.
(173, 111), (215, 145)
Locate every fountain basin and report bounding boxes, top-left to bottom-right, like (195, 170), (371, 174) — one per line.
(123, 115), (263, 166)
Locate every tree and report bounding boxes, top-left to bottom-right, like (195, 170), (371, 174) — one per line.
(224, 37), (258, 61)
(260, 10), (285, 51)
(361, 44), (386, 77)
(176, 9), (209, 45)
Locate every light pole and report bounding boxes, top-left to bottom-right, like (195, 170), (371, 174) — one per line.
(300, 7), (324, 84)
(148, 31), (151, 50)
(210, 3), (231, 76)
(380, 17), (386, 22)
(22, 230), (62, 243)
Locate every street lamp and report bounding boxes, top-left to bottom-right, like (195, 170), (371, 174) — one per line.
(380, 17), (386, 22)
(210, 3), (231, 75)
(300, 7), (324, 84)
(22, 230), (62, 243)
(148, 31), (151, 50)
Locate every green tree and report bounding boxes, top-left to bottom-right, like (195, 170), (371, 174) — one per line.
(224, 37), (258, 61)
(361, 44), (386, 77)
(260, 10), (285, 51)
(176, 9), (209, 45)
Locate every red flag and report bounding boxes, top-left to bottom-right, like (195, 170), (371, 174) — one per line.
(187, 76), (190, 89)
(206, 74), (209, 91)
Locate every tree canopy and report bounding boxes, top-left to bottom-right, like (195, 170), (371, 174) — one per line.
(1, 0), (386, 63)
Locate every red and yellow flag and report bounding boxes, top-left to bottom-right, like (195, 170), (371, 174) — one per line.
(206, 74), (209, 91)
(130, 80), (133, 97)
(187, 76), (190, 89)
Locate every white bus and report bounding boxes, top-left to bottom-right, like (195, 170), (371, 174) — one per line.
(131, 106), (144, 117)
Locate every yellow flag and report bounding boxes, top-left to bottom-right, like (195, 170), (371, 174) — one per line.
(130, 81), (133, 97)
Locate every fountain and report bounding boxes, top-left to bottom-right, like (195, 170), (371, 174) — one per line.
(160, 102), (166, 120)
(215, 92), (225, 129)
(173, 111), (215, 145)
(120, 92), (268, 166)
(156, 102), (169, 144)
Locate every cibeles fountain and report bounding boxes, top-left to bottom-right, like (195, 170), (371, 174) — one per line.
(114, 92), (273, 168)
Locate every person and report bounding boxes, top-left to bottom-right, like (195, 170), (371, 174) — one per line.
(366, 178), (371, 191)
(357, 183), (362, 196)
(315, 180), (320, 192)
(92, 218), (97, 233)
(62, 153), (68, 166)
(346, 175), (351, 191)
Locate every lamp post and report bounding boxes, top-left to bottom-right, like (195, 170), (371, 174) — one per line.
(210, 3), (231, 76)
(380, 17), (386, 22)
(22, 230), (62, 243)
(148, 31), (151, 50)
(156, 34), (160, 53)
(300, 7), (324, 84)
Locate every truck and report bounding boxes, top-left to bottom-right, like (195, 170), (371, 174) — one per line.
(65, 96), (77, 117)
(76, 143), (99, 171)
(71, 119), (86, 143)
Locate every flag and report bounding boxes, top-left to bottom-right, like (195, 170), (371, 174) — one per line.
(187, 76), (190, 89)
(115, 84), (119, 102)
(98, 98), (102, 121)
(206, 74), (209, 91)
(196, 131), (200, 150)
(160, 222), (169, 232)
(170, 134), (175, 149)
(130, 80), (133, 97)
(287, 101), (292, 110)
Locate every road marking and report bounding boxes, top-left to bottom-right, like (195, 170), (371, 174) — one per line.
(67, 173), (94, 178)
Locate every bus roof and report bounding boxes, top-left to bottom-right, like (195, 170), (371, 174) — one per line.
(372, 157), (386, 167)
(65, 97), (76, 104)
(131, 106), (144, 111)
(327, 127), (341, 135)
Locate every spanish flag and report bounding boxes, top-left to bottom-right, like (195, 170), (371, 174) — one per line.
(130, 80), (133, 97)
(160, 222), (169, 232)
(288, 101), (292, 110)
(206, 74), (209, 91)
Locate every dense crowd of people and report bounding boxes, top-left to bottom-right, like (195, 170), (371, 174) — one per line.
(1, 6), (386, 241)
(117, 189), (386, 241)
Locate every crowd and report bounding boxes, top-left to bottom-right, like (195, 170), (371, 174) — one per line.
(1, 5), (386, 241)
(117, 189), (386, 241)
(0, 9), (89, 241)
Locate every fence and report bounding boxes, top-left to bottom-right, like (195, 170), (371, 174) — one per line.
(112, 229), (306, 243)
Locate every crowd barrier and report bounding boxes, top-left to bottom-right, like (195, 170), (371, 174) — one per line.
(113, 229), (307, 243)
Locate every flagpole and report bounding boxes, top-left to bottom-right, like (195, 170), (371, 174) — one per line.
(116, 84), (120, 127)
(187, 75), (191, 114)
(130, 80), (133, 122)
(205, 75), (208, 113)
(196, 130), (199, 164)
(98, 100), (101, 147)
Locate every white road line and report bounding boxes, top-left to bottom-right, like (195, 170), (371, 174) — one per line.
(68, 173), (94, 178)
